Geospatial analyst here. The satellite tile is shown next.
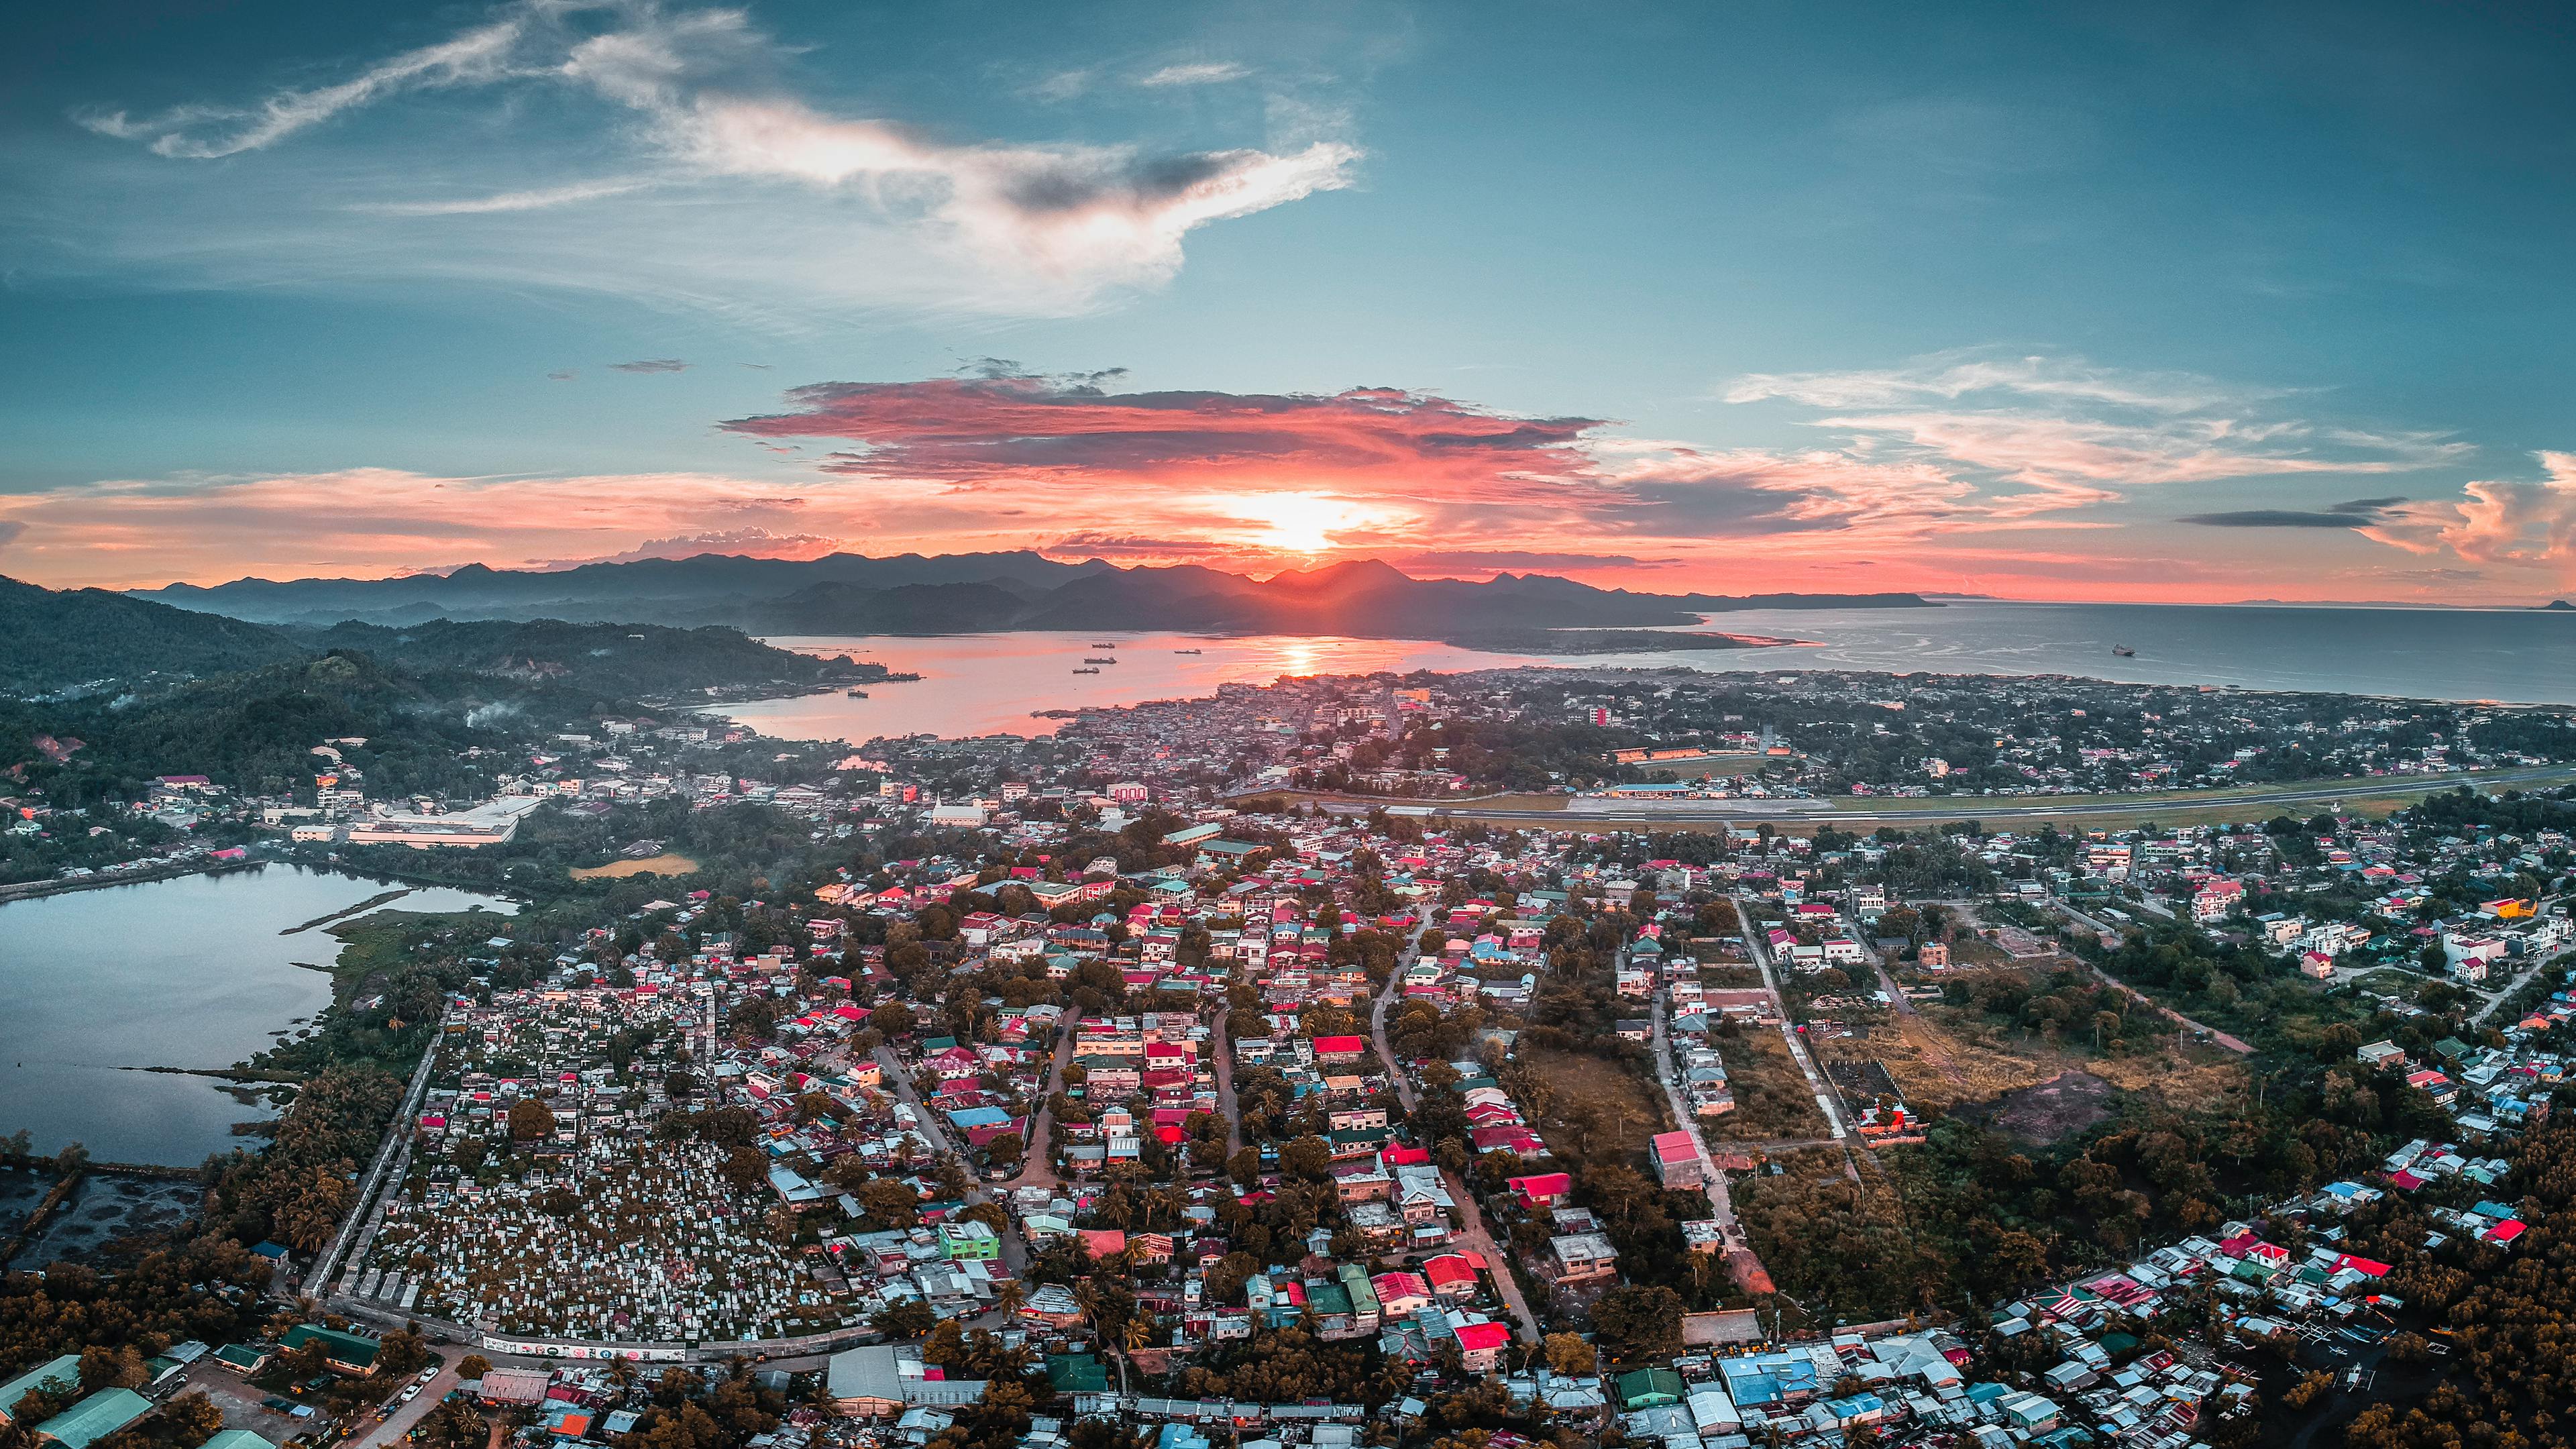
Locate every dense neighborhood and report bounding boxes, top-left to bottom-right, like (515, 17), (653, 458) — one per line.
(8, 664), (2576, 1449)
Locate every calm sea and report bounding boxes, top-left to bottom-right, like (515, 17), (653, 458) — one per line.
(0, 866), (512, 1165)
(729, 604), (2573, 743)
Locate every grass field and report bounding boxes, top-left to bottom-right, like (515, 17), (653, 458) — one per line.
(1867, 1001), (2246, 1116)
(1521, 1046), (1672, 1167)
(1708, 1030), (1831, 1140)
(572, 853), (701, 879)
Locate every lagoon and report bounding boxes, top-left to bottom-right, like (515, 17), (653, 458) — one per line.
(0, 865), (512, 1165)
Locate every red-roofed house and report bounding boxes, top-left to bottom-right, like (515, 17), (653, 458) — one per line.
(1507, 1173), (1572, 1209)
(1454, 1320), (1512, 1371)
(1421, 1255), (1481, 1296)
(1311, 1035), (1367, 1065)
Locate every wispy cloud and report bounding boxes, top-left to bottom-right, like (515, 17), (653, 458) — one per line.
(1723, 347), (2465, 521)
(1137, 62), (1251, 88)
(354, 178), (653, 216)
(54, 0), (1360, 320)
(608, 358), (690, 373)
(74, 17), (528, 159)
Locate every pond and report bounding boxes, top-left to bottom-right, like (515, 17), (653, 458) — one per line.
(0, 865), (512, 1165)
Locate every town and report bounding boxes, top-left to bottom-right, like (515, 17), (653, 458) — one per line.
(6, 665), (2576, 1449)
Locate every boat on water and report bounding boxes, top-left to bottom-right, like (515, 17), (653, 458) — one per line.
(1083, 656), (1118, 664)
(2111, 645), (2136, 657)
(845, 688), (870, 698)
(1072, 666), (1100, 674)
(1173, 648), (1202, 655)
(1089, 641), (1123, 649)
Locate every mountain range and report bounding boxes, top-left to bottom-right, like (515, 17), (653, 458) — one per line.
(129, 551), (1931, 637)
(0, 574), (874, 699)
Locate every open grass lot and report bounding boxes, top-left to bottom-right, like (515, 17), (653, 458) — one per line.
(1870, 1000), (2247, 1118)
(1520, 1044), (1672, 1167)
(571, 852), (702, 878)
(1707, 1029), (1830, 1140)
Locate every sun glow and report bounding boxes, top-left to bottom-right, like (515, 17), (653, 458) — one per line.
(1237, 492), (1375, 555)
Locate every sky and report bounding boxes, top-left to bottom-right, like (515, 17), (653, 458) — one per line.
(2, 0), (2573, 603)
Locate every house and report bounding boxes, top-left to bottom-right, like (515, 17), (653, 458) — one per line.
(280, 1324), (380, 1375)
(1454, 1320), (1512, 1372)
(1548, 1232), (1619, 1284)
(1651, 1130), (1703, 1189)
(30, 1391), (152, 1449)
(1507, 1173), (1574, 1210)
(826, 1346), (988, 1417)
(1311, 1035), (1368, 1065)
(0, 1358), (80, 1424)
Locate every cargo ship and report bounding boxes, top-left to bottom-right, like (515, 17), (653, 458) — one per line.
(1071, 666), (1100, 674)
(1083, 656), (1117, 664)
(2111, 645), (2135, 657)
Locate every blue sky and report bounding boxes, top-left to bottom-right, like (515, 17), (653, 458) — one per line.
(3, 1), (2571, 600)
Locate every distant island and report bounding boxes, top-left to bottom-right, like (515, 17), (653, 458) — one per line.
(2543, 599), (2575, 612)
(124, 551), (1936, 641)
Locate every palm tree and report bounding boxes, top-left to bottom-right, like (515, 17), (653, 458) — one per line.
(1122, 1314), (1156, 1353)
(992, 1279), (1028, 1321)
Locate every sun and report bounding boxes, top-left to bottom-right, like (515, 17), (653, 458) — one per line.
(1244, 492), (1365, 555)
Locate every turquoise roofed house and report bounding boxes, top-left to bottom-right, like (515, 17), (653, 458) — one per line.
(203, 1432), (280, 1449)
(1617, 1367), (1686, 1408)
(1044, 1355), (1109, 1394)
(33, 1389), (152, 1449)
(280, 1324), (381, 1374)
(0, 1357), (81, 1424)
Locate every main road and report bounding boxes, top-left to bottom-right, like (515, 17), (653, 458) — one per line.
(1368, 921), (1543, 1346)
(1730, 896), (1849, 1142)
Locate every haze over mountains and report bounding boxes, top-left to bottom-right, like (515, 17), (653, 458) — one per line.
(132, 551), (1930, 637)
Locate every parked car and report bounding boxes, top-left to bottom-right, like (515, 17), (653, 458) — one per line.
(418, 1367), (440, 1383)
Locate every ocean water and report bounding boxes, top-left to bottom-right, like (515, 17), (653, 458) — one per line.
(0, 866), (512, 1165)
(1580, 601), (2576, 704)
(727, 632), (1556, 739)
(723, 603), (2575, 745)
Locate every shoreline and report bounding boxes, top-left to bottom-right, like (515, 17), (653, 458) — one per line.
(0, 857), (260, 905)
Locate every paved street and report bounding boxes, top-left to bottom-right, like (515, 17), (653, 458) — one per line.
(1730, 896), (1849, 1141)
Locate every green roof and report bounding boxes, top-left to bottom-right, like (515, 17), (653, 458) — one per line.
(282, 1324), (380, 1368)
(210, 1346), (267, 1371)
(34, 1389), (151, 1449)
(1044, 1355), (1110, 1393)
(1617, 1367), (1686, 1407)
(0, 1357), (81, 1421)
(204, 1432), (279, 1449)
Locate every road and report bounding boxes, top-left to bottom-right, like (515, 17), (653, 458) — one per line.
(1730, 896), (1849, 1142)
(1419, 764), (2576, 827)
(1365, 922), (1543, 1344)
(309, 1006), (448, 1295)
(1000, 1016), (1079, 1191)
(873, 1044), (1029, 1275)
(2046, 900), (2254, 1053)
(345, 1360), (461, 1449)
(1648, 996), (1737, 1228)
(1208, 1009), (1245, 1159)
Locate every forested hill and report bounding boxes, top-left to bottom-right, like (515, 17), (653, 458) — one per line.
(1, 574), (309, 694)
(2, 574), (881, 700)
